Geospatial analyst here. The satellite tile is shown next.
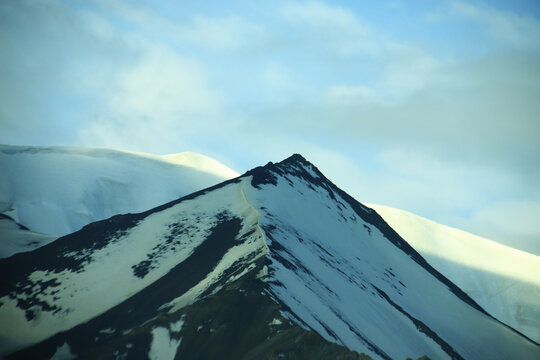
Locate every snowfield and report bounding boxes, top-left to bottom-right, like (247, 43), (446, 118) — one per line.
(0, 145), (238, 237)
(369, 204), (540, 343)
(0, 145), (238, 257)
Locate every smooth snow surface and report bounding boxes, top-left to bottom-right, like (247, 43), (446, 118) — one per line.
(0, 216), (55, 258)
(0, 145), (238, 238)
(369, 204), (540, 343)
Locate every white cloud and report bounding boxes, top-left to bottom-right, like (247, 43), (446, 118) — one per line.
(280, 1), (372, 54)
(454, 200), (540, 255)
(94, 1), (262, 50)
(451, 1), (540, 49)
(182, 15), (261, 49)
(2, 0), (539, 255)
(263, 63), (296, 90)
(381, 43), (443, 98)
(110, 45), (221, 119)
(282, 1), (359, 26)
(326, 85), (380, 105)
(78, 9), (117, 41)
(323, 41), (445, 105)
(79, 43), (224, 153)
(386, 1), (406, 10)
(471, 201), (540, 238)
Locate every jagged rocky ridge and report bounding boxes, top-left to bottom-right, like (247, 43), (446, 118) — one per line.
(0, 155), (538, 359)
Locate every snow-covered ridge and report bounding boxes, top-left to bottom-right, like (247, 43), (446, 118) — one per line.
(369, 204), (540, 343)
(0, 145), (239, 240)
(162, 151), (239, 179)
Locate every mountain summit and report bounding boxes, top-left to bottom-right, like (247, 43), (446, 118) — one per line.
(1, 154), (538, 359)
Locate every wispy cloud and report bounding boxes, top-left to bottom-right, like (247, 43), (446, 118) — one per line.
(451, 1), (540, 49)
(280, 1), (373, 54)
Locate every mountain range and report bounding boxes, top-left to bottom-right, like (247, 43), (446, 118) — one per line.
(0, 145), (538, 359)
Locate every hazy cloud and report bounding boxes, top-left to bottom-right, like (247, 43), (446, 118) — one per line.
(464, 200), (540, 254)
(79, 44), (224, 152)
(451, 1), (540, 49)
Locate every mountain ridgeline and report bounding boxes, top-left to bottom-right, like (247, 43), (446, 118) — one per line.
(1, 154), (538, 359)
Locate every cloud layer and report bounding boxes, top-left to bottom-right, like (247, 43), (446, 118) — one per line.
(1, 0), (539, 253)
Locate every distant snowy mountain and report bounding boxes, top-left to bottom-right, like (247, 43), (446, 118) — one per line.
(369, 204), (540, 343)
(0, 214), (55, 258)
(0, 145), (238, 255)
(1, 155), (538, 359)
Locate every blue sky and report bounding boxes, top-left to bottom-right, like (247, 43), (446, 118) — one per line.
(1, 0), (539, 253)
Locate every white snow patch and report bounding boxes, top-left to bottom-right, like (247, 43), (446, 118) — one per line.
(170, 317), (185, 333)
(49, 342), (76, 360)
(148, 327), (181, 360)
(269, 318), (283, 326)
(303, 164), (320, 179)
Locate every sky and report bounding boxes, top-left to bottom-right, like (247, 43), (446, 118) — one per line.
(1, 0), (539, 254)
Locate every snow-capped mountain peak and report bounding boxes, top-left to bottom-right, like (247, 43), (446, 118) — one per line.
(2, 154), (537, 359)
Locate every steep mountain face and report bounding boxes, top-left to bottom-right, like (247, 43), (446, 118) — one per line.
(1, 155), (538, 359)
(0, 145), (238, 243)
(369, 205), (540, 343)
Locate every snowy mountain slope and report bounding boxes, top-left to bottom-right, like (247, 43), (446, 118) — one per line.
(0, 145), (239, 239)
(1, 174), (362, 359)
(0, 176), (262, 354)
(1, 155), (538, 359)
(0, 214), (55, 258)
(243, 156), (539, 360)
(368, 204), (540, 343)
